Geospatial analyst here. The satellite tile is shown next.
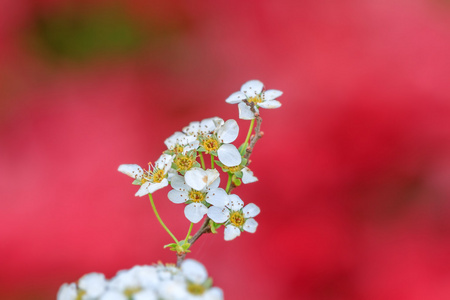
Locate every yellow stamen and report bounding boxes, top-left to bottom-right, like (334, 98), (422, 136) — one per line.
(230, 211), (245, 227)
(202, 138), (219, 153)
(188, 190), (205, 203)
(247, 95), (262, 104)
(187, 283), (206, 295)
(152, 169), (165, 183)
(174, 155), (195, 171)
(124, 287), (142, 297)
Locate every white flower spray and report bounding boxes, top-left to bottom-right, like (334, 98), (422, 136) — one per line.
(58, 80), (282, 300)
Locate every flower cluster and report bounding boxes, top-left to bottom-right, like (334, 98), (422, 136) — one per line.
(117, 80), (281, 246)
(58, 80), (282, 300)
(57, 259), (223, 300)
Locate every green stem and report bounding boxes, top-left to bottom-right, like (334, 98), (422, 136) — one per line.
(225, 173), (232, 193)
(199, 153), (206, 170)
(148, 194), (179, 244)
(210, 155), (215, 169)
(185, 222), (194, 242)
(241, 118), (255, 155)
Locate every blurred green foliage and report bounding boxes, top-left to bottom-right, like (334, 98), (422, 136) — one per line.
(28, 6), (184, 62)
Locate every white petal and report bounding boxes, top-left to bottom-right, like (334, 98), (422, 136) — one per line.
(185, 168), (208, 191)
(155, 154), (173, 173)
(147, 179), (168, 194)
(168, 189), (188, 204)
(224, 225), (241, 241)
(228, 194), (244, 211)
(207, 206), (229, 223)
(238, 102), (256, 120)
(208, 176), (220, 189)
(200, 117), (220, 134)
(262, 89), (283, 101)
(205, 188), (228, 207)
(184, 203), (208, 223)
(182, 121), (200, 136)
(204, 169), (220, 187)
(118, 164), (144, 179)
(225, 91), (246, 104)
(241, 80), (264, 97)
(242, 203), (260, 218)
(185, 168), (219, 191)
(170, 174), (189, 190)
(204, 287), (224, 300)
(181, 259), (208, 284)
(57, 283), (77, 300)
(133, 290), (157, 300)
(243, 218), (258, 233)
(258, 100), (282, 109)
(78, 273), (106, 298)
(217, 144), (242, 167)
(242, 167), (258, 184)
(164, 131), (185, 149)
(135, 182), (151, 197)
(216, 119), (239, 144)
(99, 291), (127, 300)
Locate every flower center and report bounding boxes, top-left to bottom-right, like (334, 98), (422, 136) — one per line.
(202, 137), (219, 152)
(174, 144), (184, 154)
(151, 169), (165, 183)
(75, 290), (86, 300)
(247, 95), (262, 104)
(124, 287), (142, 297)
(188, 190), (205, 203)
(229, 211), (245, 227)
(187, 283), (206, 295)
(174, 155), (195, 171)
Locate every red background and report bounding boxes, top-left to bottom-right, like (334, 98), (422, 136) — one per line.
(1, 0), (450, 299)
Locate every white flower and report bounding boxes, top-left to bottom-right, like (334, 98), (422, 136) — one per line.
(196, 119), (241, 167)
(57, 283), (77, 300)
(164, 132), (199, 154)
(168, 172), (228, 223)
(78, 272), (107, 299)
(181, 259), (224, 300)
(207, 194), (260, 241)
(225, 80), (282, 120)
(57, 261), (222, 300)
(118, 154), (173, 196)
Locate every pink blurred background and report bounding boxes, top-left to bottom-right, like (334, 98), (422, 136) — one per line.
(1, 0), (450, 299)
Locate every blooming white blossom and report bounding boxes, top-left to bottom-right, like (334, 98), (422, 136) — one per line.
(118, 154), (173, 196)
(207, 194), (260, 241)
(57, 260), (223, 300)
(168, 173), (228, 223)
(225, 80), (282, 120)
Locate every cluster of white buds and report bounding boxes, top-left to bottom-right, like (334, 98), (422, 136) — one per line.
(58, 80), (282, 300)
(57, 259), (223, 300)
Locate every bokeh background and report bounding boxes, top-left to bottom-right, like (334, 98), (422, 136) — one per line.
(1, 0), (450, 299)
